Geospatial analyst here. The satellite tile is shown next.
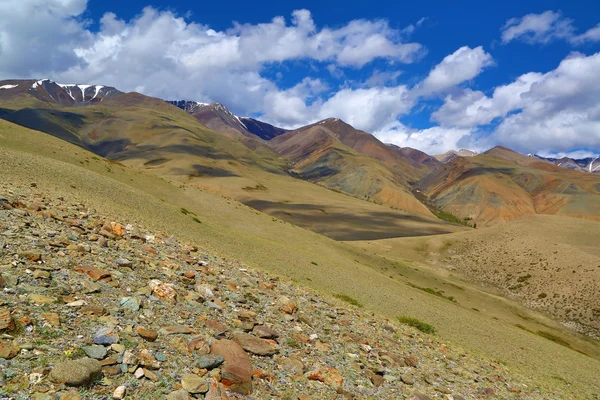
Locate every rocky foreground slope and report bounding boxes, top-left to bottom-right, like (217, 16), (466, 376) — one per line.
(0, 187), (545, 399)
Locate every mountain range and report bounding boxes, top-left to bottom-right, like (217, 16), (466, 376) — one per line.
(1, 78), (599, 228)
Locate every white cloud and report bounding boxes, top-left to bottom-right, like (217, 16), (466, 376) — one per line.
(433, 51), (600, 154)
(432, 72), (542, 127)
(572, 23), (600, 44)
(501, 10), (600, 45)
(373, 122), (477, 155)
(417, 46), (494, 95)
(0, 2), (426, 124)
(0, 0), (90, 77)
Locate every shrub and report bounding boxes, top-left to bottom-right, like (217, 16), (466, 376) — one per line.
(333, 293), (363, 308)
(398, 316), (436, 334)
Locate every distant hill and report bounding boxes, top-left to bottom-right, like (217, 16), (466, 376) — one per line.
(269, 118), (433, 217)
(420, 146), (600, 225)
(435, 149), (478, 163)
(534, 154), (600, 174)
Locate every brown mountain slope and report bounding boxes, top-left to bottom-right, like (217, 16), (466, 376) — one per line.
(386, 144), (442, 176)
(270, 119), (434, 217)
(420, 146), (600, 225)
(1, 79), (465, 239)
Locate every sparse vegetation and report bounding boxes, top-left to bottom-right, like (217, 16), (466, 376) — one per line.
(242, 183), (267, 192)
(407, 283), (457, 303)
(398, 316), (436, 334)
(333, 293), (363, 308)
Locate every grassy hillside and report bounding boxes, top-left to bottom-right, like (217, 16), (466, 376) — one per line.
(353, 215), (600, 339)
(1, 119), (599, 398)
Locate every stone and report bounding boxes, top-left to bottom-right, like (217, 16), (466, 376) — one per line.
(136, 326), (158, 342)
(19, 250), (42, 261)
(33, 269), (51, 279)
(134, 368), (144, 379)
(182, 373), (208, 394)
(83, 345), (108, 360)
(404, 355), (419, 368)
(365, 369), (384, 387)
(197, 354), (224, 369)
(252, 325), (279, 339)
(205, 378), (230, 400)
(75, 265), (111, 281)
(401, 374), (415, 385)
(159, 326), (194, 335)
(143, 368), (158, 381)
(166, 389), (191, 400)
(41, 312), (60, 327)
(66, 300), (86, 307)
(195, 284), (214, 300)
(477, 388), (496, 397)
(94, 327), (119, 345)
(187, 336), (210, 354)
(120, 297), (141, 312)
(232, 332), (279, 356)
(113, 385), (126, 399)
(210, 339), (252, 395)
(138, 349), (160, 369)
(149, 279), (177, 301)
(278, 296), (296, 314)
(408, 394), (433, 400)
(324, 367), (343, 387)
(29, 294), (57, 304)
(279, 357), (304, 376)
(49, 358), (102, 386)
(0, 342), (20, 359)
(58, 391), (82, 400)
(116, 258), (132, 268)
(81, 306), (106, 316)
(0, 308), (15, 331)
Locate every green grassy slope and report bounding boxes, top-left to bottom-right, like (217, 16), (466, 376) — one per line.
(1, 119), (599, 398)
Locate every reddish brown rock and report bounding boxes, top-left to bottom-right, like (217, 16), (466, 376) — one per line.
(75, 265), (111, 282)
(307, 366), (343, 387)
(0, 342), (19, 359)
(205, 378), (229, 400)
(149, 279), (177, 301)
(278, 296), (296, 314)
(187, 336), (210, 354)
(210, 339), (252, 395)
(0, 308), (15, 331)
(252, 325), (279, 339)
(136, 326), (158, 342)
(232, 333), (279, 356)
(159, 326), (194, 335)
(19, 250), (42, 262)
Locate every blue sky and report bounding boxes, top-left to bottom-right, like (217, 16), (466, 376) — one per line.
(1, 0), (599, 156)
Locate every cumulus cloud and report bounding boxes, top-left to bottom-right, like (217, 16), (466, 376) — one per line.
(416, 46), (494, 95)
(501, 10), (600, 45)
(373, 122), (477, 155)
(0, 1), (428, 126)
(433, 52), (600, 154)
(0, 0), (91, 77)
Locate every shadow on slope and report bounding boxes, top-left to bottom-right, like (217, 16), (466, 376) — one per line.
(245, 200), (460, 240)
